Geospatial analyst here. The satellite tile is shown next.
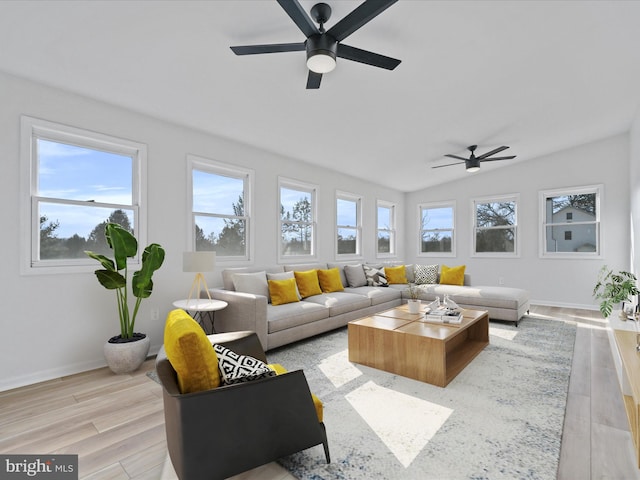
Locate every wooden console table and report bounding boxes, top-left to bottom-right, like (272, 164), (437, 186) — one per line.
(611, 325), (640, 468)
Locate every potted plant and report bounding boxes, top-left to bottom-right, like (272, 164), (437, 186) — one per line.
(592, 266), (639, 319)
(85, 223), (165, 373)
(407, 283), (421, 314)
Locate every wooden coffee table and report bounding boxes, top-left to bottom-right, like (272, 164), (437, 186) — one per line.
(348, 305), (489, 387)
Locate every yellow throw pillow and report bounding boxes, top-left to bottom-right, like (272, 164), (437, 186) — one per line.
(268, 278), (300, 306)
(385, 265), (408, 284)
(317, 268), (344, 293)
(440, 264), (466, 286)
(163, 309), (221, 394)
(294, 269), (323, 298)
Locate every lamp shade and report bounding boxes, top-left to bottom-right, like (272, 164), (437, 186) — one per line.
(183, 251), (216, 273)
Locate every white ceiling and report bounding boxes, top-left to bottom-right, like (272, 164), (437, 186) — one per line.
(1, 0), (640, 192)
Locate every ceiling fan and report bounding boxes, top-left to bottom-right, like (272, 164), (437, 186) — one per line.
(230, 0), (401, 89)
(432, 145), (516, 173)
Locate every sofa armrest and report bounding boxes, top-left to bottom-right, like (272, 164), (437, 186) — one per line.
(210, 288), (269, 349)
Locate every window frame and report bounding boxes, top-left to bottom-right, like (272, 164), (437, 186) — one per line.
(418, 201), (456, 258)
(278, 177), (318, 263)
(187, 155), (254, 264)
(471, 194), (520, 258)
(376, 199), (396, 258)
(20, 116), (147, 275)
(335, 191), (363, 259)
(539, 184), (602, 259)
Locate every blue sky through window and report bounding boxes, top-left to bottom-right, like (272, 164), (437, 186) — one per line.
(37, 139), (133, 238)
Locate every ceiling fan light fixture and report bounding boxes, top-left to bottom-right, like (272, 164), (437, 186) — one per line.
(306, 34), (337, 74)
(466, 158), (481, 173)
(307, 52), (336, 73)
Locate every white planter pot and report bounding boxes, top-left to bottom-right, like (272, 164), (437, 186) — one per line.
(103, 333), (150, 374)
(407, 299), (421, 314)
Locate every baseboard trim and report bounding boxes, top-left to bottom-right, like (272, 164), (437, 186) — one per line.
(530, 299), (599, 311)
(0, 343), (163, 392)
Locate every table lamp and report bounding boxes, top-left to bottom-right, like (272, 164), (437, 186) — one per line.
(183, 251), (216, 306)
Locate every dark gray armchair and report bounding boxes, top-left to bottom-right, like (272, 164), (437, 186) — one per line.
(156, 330), (330, 480)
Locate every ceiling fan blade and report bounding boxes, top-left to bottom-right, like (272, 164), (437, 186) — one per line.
(306, 71), (322, 89)
(480, 156), (516, 162)
(337, 44), (401, 70)
(326, 0), (398, 42)
(230, 43), (305, 55)
(432, 161), (465, 169)
(444, 154), (468, 161)
(476, 146), (509, 160)
(276, 0), (319, 37)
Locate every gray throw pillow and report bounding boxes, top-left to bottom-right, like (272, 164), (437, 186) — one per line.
(232, 271), (268, 297)
(344, 264), (367, 287)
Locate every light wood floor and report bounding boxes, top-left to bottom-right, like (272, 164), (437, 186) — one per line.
(0, 305), (638, 479)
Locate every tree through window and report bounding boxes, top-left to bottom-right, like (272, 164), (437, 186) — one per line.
(473, 195), (518, 256)
(279, 180), (316, 259)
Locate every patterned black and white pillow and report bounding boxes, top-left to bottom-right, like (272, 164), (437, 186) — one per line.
(414, 264), (439, 285)
(213, 344), (276, 385)
(363, 265), (389, 287)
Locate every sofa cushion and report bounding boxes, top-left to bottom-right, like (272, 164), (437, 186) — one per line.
(343, 264), (367, 287)
(302, 292), (371, 316)
(363, 265), (388, 287)
(294, 269), (323, 298)
(222, 266), (284, 291)
(317, 268), (344, 293)
(414, 264), (439, 284)
(344, 286), (402, 306)
(163, 309), (221, 394)
(268, 278), (300, 306)
(232, 271), (269, 297)
(385, 265), (408, 284)
(213, 343), (276, 385)
(267, 302), (330, 333)
(440, 264), (466, 286)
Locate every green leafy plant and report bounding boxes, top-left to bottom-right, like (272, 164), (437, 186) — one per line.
(85, 223), (165, 340)
(407, 283), (420, 301)
(592, 266), (639, 318)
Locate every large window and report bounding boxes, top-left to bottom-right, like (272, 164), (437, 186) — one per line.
(377, 200), (396, 256)
(419, 202), (455, 256)
(21, 116), (146, 274)
(279, 178), (317, 260)
(336, 192), (362, 257)
(539, 185), (601, 258)
(473, 194), (519, 256)
(189, 156), (252, 261)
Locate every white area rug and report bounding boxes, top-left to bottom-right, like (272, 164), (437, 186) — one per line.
(269, 315), (576, 480)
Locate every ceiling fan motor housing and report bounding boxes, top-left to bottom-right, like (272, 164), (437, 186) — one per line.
(306, 34), (338, 72)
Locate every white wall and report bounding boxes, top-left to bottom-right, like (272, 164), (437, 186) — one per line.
(405, 134), (631, 308)
(0, 71), (404, 391)
(631, 111), (640, 277)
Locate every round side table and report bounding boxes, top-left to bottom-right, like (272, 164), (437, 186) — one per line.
(173, 299), (228, 334)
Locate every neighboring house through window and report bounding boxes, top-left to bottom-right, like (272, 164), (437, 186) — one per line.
(20, 116), (146, 274)
(188, 155), (253, 262)
(336, 191), (362, 257)
(419, 201), (455, 257)
(472, 194), (519, 256)
(540, 185), (601, 257)
(279, 177), (317, 261)
(377, 200), (396, 257)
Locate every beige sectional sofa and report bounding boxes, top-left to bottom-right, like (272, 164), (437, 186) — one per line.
(210, 262), (530, 351)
